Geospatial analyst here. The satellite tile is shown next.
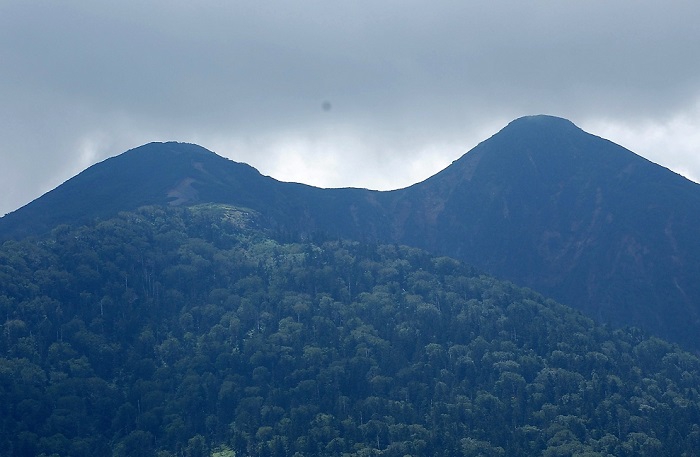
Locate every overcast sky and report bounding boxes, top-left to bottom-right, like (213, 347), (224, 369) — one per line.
(1, 1), (699, 216)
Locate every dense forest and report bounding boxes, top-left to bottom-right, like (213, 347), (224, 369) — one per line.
(1, 204), (700, 456)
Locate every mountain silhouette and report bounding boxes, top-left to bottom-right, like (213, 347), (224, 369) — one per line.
(2, 115), (699, 349)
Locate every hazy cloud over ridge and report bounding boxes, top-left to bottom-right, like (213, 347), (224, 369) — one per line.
(1, 1), (699, 215)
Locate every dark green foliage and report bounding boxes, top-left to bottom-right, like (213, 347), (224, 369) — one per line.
(1, 204), (700, 455)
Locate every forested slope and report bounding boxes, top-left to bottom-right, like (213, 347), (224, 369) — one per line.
(1, 205), (700, 456)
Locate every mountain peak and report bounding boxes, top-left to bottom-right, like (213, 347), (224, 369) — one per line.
(426, 115), (591, 188)
(508, 114), (578, 127)
(125, 141), (218, 156)
(496, 114), (584, 140)
(467, 114), (626, 172)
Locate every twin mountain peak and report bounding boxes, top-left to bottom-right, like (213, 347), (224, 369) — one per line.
(3, 115), (700, 350)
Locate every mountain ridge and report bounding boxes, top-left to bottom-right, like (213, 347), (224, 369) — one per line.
(3, 115), (700, 349)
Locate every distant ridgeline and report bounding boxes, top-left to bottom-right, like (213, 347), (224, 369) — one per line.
(1, 205), (700, 455)
(2, 116), (700, 351)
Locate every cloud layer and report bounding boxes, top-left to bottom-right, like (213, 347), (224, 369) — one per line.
(2, 1), (699, 215)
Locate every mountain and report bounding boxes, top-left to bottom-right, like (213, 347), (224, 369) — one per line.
(2, 205), (700, 455)
(2, 116), (700, 349)
(0, 142), (389, 243)
(387, 116), (700, 349)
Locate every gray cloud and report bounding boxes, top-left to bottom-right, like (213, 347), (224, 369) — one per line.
(2, 1), (700, 215)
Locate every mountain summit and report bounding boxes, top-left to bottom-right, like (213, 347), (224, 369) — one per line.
(0, 142), (271, 238)
(2, 116), (700, 349)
